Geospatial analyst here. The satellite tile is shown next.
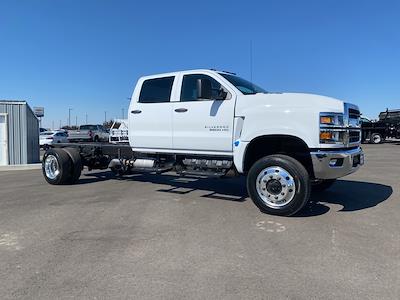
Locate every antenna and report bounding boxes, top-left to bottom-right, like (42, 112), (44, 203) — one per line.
(250, 40), (253, 82)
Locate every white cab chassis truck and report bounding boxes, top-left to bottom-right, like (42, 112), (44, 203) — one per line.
(42, 69), (364, 216)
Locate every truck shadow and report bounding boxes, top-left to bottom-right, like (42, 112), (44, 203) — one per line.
(79, 172), (392, 216)
(297, 180), (393, 217)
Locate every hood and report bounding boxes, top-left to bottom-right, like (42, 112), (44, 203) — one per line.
(235, 92), (344, 115)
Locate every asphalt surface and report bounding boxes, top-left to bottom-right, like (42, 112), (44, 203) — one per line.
(1, 143), (399, 299)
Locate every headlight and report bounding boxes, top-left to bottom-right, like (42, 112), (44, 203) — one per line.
(319, 130), (346, 144)
(319, 113), (344, 126)
(320, 113), (346, 144)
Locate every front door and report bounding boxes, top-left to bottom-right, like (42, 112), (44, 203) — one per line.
(0, 114), (8, 165)
(173, 74), (235, 153)
(129, 76), (175, 150)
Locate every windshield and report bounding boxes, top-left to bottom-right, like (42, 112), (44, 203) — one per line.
(80, 125), (97, 130)
(219, 73), (267, 95)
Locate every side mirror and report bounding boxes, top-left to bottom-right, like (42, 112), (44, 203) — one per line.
(196, 78), (212, 99)
(216, 88), (227, 100)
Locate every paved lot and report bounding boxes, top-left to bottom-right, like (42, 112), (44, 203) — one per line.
(0, 143), (399, 299)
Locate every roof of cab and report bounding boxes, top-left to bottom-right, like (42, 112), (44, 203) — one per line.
(138, 69), (234, 80)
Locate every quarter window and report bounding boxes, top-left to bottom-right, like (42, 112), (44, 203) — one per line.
(139, 76), (175, 103)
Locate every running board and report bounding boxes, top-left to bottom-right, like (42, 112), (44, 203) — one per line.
(178, 170), (226, 178)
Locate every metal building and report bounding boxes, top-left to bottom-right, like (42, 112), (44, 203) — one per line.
(0, 100), (40, 165)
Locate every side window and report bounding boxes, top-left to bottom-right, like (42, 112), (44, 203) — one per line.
(139, 76), (175, 103)
(180, 74), (226, 102)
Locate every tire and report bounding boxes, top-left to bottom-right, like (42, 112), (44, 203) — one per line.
(312, 179), (336, 192)
(94, 135), (99, 142)
(246, 154), (311, 216)
(42, 148), (73, 185)
(63, 147), (82, 183)
(370, 133), (382, 144)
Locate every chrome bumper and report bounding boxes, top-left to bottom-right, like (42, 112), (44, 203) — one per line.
(310, 147), (364, 180)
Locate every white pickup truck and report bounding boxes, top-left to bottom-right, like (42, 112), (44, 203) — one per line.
(67, 124), (109, 142)
(42, 69), (364, 216)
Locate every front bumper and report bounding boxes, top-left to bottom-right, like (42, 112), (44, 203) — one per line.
(310, 147), (364, 179)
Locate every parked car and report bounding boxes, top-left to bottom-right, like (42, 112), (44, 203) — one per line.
(67, 124), (109, 142)
(41, 69), (363, 216)
(40, 131), (69, 147)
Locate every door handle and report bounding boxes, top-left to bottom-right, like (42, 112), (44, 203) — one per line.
(174, 108), (188, 113)
(131, 110), (142, 114)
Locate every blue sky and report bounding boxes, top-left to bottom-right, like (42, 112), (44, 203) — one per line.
(0, 0), (399, 128)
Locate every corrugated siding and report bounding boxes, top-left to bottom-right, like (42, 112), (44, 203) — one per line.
(0, 102), (39, 164)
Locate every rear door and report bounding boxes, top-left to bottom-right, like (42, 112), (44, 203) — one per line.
(129, 76), (176, 150)
(172, 73), (235, 153)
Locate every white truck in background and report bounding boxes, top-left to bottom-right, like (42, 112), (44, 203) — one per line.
(109, 119), (129, 144)
(42, 69), (364, 216)
(67, 124), (109, 142)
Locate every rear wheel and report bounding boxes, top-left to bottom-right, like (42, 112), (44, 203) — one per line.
(42, 148), (73, 185)
(246, 154), (311, 216)
(63, 147), (82, 183)
(370, 133), (382, 144)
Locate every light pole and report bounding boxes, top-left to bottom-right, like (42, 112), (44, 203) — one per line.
(85, 113), (88, 124)
(104, 111), (107, 123)
(122, 108), (125, 119)
(75, 116), (78, 128)
(68, 108), (73, 127)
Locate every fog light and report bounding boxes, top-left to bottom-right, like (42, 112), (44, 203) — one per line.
(329, 158), (344, 167)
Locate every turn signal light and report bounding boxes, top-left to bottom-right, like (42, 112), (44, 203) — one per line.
(320, 132), (333, 140)
(320, 116), (334, 124)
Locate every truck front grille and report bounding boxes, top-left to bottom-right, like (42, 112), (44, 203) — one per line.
(349, 130), (361, 143)
(348, 108), (360, 119)
(345, 103), (361, 131)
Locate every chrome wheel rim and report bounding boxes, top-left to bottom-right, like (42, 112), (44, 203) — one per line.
(373, 135), (381, 143)
(44, 154), (60, 180)
(256, 166), (296, 207)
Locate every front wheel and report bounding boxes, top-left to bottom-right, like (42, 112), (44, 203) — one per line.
(246, 155), (311, 216)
